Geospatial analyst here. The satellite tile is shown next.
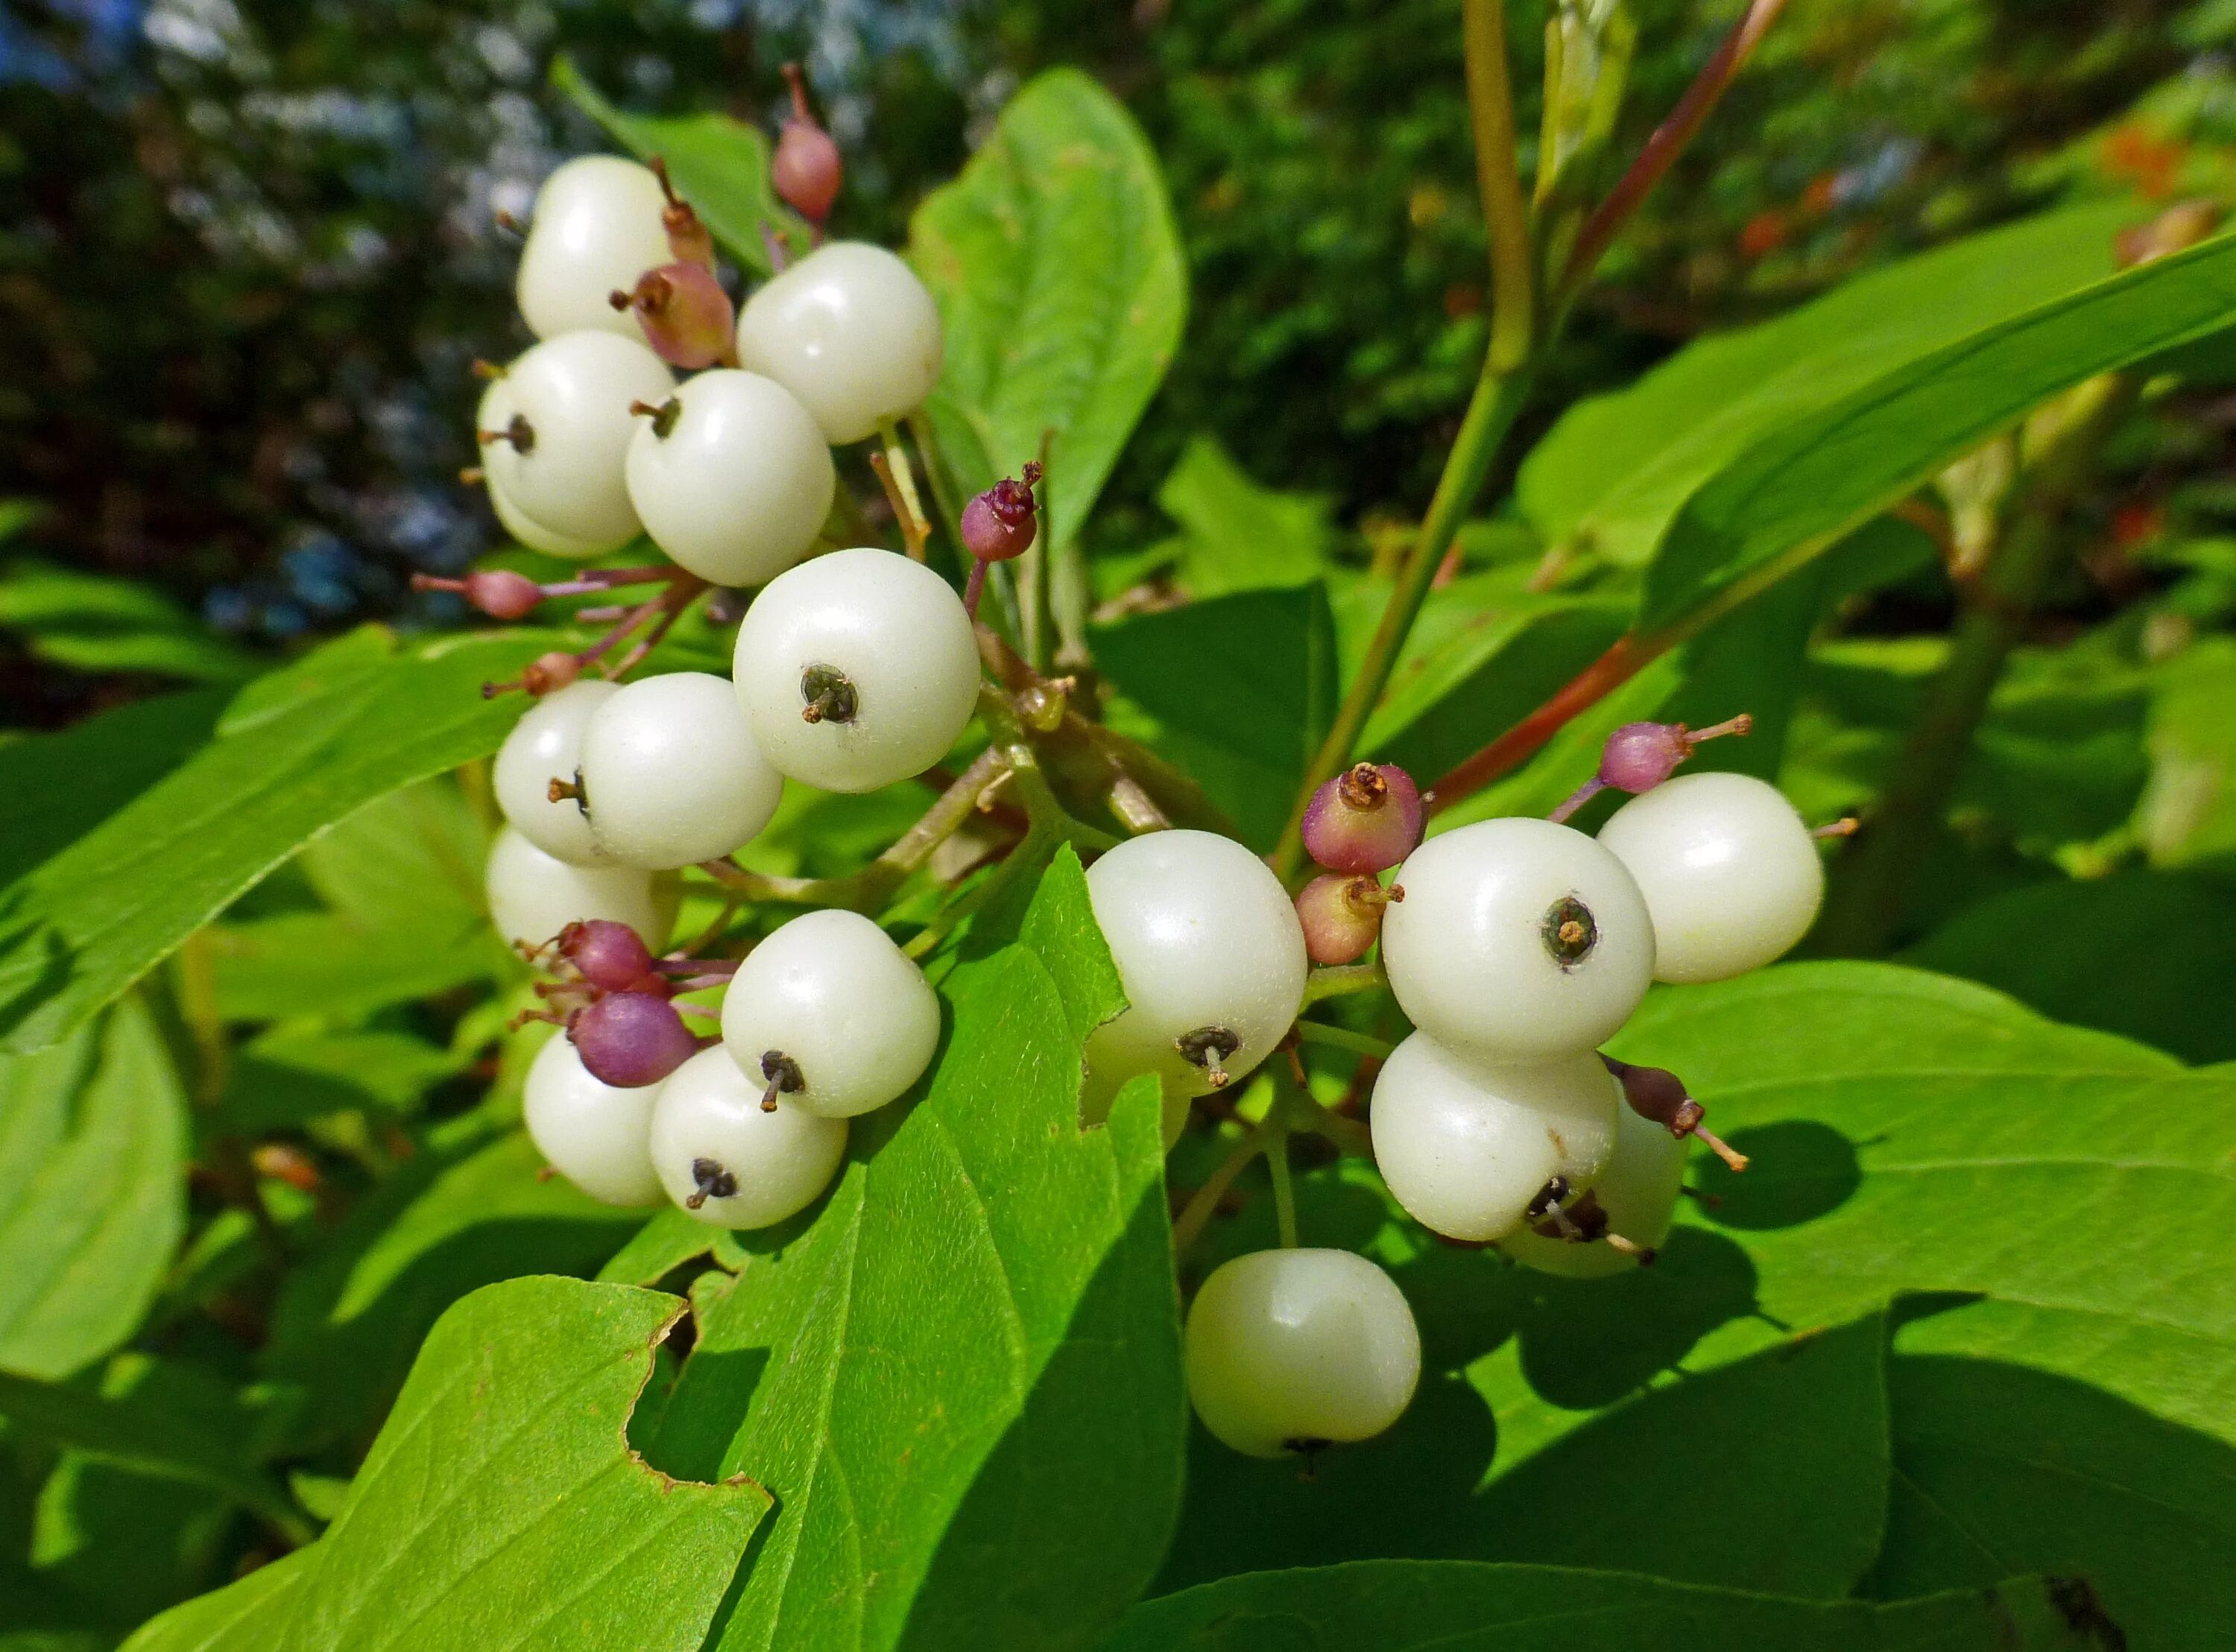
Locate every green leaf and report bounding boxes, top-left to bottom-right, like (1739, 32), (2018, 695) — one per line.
(215, 1029), (466, 1133)
(0, 560), (258, 683)
(651, 849), (1182, 1652)
(262, 1126), (645, 1451)
(0, 626), (555, 1054)
(1108, 1561), (2093, 1651)
(1153, 436), (1335, 598)
(1520, 203), (2138, 569)
(1866, 1294), (2234, 1652)
(550, 56), (800, 276)
(911, 69), (1185, 545)
(1902, 870), (2236, 1063)
(1640, 231), (2236, 630)
(594, 1206), (719, 1290)
(205, 912), (504, 1025)
(0, 690), (227, 892)
(146, 1278), (768, 1652)
(1093, 583), (1336, 849)
(0, 999), (185, 1379)
(2137, 634), (2236, 868)
(119, 1551), (311, 1652)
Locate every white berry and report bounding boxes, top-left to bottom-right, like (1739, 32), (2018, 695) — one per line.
(1501, 1099), (1687, 1279)
(730, 548), (979, 793)
(720, 909), (941, 1118)
(484, 826), (675, 953)
(624, 370), (836, 587)
(515, 155), (674, 342)
(478, 379), (607, 561)
(1380, 817), (1655, 1061)
(493, 680), (619, 867)
(1368, 1034), (1620, 1242)
(1081, 829), (1308, 1104)
(1597, 771), (1824, 984)
(522, 1033), (664, 1206)
(648, 1046), (847, 1229)
(1184, 1248), (1421, 1458)
(576, 671), (784, 870)
(481, 332), (674, 551)
(734, 241), (943, 444)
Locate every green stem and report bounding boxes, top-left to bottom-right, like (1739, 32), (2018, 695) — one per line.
(1462, 0), (1535, 374)
(1301, 960), (1388, 1006)
(1171, 1117), (1281, 1253)
(1266, 1123), (1299, 1250)
(1273, 365), (1535, 878)
(1291, 1020), (1393, 1060)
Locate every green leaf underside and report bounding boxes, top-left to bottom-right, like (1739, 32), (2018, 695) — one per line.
(646, 848), (1183, 1652)
(911, 69), (1186, 546)
(1640, 230), (2236, 629)
(550, 56), (800, 275)
(128, 1277), (766, 1652)
(1520, 200), (2141, 568)
(0, 998), (185, 1379)
(0, 626), (558, 1055)
(0, 558), (259, 683)
(1108, 1561), (2095, 1651)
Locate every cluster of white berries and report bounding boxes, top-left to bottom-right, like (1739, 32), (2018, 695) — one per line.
(442, 115), (1838, 1468)
(471, 127), (970, 1235)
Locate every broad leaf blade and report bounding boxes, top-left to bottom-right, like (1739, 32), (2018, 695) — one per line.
(660, 849), (1183, 1652)
(119, 1551), (312, 1652)
(1108, 1560), (2091, 1651)
(1639, 232), (2236, 630)
(0, 999), (185, 1379)
(258, 1276), (764, 1651)
(910, 69), (1185, 546)
(0, 627), (555, 1054)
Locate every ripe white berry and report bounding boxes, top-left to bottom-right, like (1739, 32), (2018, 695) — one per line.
(624, 370), (836, 586)
(648, 1045), (848, 1229)
(1368, 1034), (1620, 1242)
(1380, 817), (1655, 1061)
(1500, 1099), (1687, 1279)
(1184, 1248), (1421, 1458)
(730, 548), (979, 793)
(484, 826), (675, 952)
(522, 1033), (664, 1206)
(493, 680), (619, 866)
(515, 155), (674, 342)
(575, 671), (784, 870)
(1081, 830), (1308, 1104)
(719, 909), (941, 1118)
(1597, 771), (1824, 984)
(476, 379), (606, 561)
(734, 241), (943, 444)
(481, 332), (675, 551)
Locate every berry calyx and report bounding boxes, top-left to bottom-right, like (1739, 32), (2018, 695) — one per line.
(1295, 873), (1403, 966)
(569, 990), (702, 1089)
(1550, 715), (1753, 824)
(799, 663), (859, 725)
(1300, 762), (1424, 875)
(758, 1050), (805, 1113)
(961, 463), (1043, 564)
(557, 919), (655, 992)
(1175, 1024), (1242, 1089)
(610, 262), (737, 369)
(773, 63), (842, 227)
(1600, 1054), (1749, 1172)
(650, 156), (716, 269)
(684, 1156), (738, 1209)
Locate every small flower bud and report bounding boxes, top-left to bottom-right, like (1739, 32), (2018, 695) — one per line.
(464, 569), (543, 621)
(773, 63), (842, 226)
(1550, 715), (1752, 824)
(610, 262), (736, 370)
(962, 462), (1042, 564)
(650, 156), (716, 269)
(521, 651), (582, 696)
(557, 920), (657, 993)
(1300, 762), (1424, 875)
(1600, 1054), (1750, 1173)
(1296, 873), (1403, 966)
(568, 991), (699, 1089)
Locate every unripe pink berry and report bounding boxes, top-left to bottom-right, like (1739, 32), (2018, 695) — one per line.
(558, 920), (656, 993)
(519, 651), (582, 697)
(1296, 873), (1403, 966)
(961, 462), (1042, 563)
(462, 569), (543, 621)
(1300, 762), (1423, 875)
(1600, 715), (1754, 795)
(774, 63), (841, 225)
(568, 991), (699, 1089)
(610, 263), (736, 370)
(650, 156), (716, 270)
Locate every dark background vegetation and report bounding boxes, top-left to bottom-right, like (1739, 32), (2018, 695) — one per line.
(4, 0), (2229, 724)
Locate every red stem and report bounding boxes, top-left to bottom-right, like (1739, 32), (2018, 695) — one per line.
(1560, 0), (1790, 295)
(1427, 636), (1647, 811)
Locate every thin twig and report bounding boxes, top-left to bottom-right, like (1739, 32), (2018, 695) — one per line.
(1462, 0), (1535, 373)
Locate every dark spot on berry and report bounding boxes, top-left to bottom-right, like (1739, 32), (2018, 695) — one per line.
(800, 663), (859, 725)
(1541, 895), (1598, 969)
